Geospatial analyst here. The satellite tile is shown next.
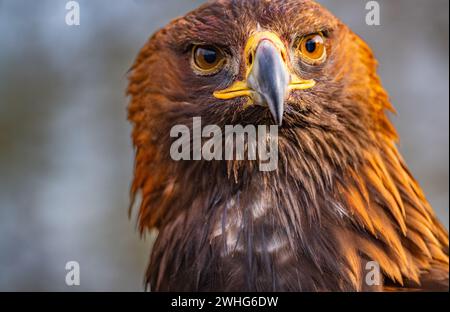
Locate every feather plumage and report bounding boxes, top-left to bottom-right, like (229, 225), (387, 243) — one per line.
(127, 0), (448, 291)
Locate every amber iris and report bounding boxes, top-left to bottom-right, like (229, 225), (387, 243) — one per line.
(192, 45), (225, 74)
(298, 33), (326, 63)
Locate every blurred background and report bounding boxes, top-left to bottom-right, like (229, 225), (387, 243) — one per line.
(0, 0), (448, 291)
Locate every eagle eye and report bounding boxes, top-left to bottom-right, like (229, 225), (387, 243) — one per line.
(192, 45), (226, 75)
(296, 33), (326, 64)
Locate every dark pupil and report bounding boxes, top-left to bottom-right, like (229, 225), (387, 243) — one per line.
(202, 49), (217, 64)
(305, 39), (317, 53)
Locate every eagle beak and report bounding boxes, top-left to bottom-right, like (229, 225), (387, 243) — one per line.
(214, 31), (316, 126)
(247, 40), (289, 126)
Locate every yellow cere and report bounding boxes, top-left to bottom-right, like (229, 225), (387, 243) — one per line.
(213, 31), (316, 103)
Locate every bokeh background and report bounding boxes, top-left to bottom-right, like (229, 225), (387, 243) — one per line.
(0, 0), (448, 291)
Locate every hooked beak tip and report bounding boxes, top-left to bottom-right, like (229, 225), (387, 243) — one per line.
(273, 108), (284, 126)
(249, 39), (289, 126)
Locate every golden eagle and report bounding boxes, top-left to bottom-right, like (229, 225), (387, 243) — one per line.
(127, 0), (449, 291)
